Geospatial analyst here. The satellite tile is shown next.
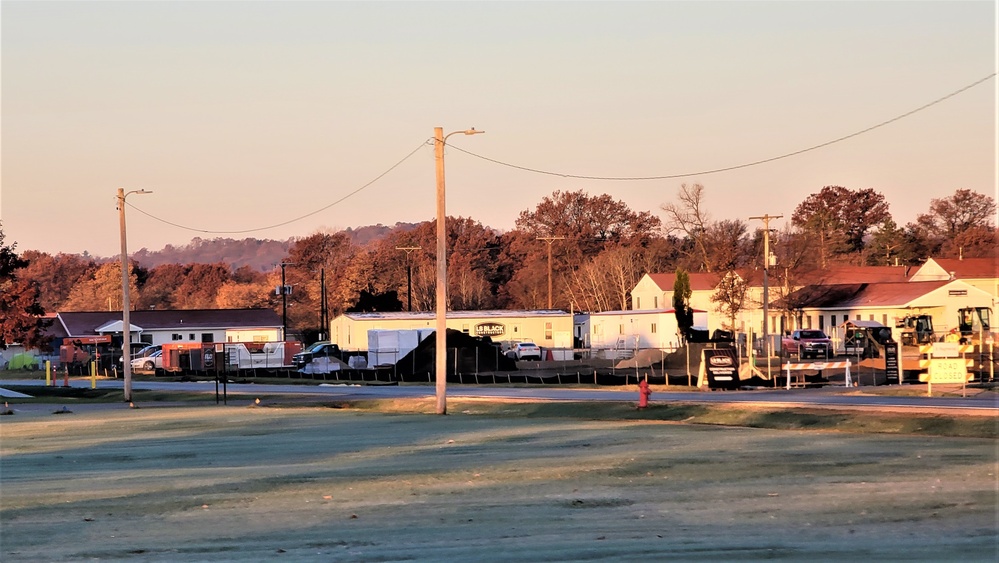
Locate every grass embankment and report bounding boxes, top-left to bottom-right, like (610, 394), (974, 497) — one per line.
(5, 384), (992, 440)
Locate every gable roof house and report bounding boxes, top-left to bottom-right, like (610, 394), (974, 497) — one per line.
(907, 257), (998, 298)
(52, 309), (284, 346)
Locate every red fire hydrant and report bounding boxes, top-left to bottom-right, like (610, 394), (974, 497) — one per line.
(638, 378), (651, 409)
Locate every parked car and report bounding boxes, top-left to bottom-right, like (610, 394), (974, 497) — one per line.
(781, 330), (833, 359)
(119, 344), (161, 365)
(131, 350), (163, 372)
(292, 341), (343, 368)
(506, 342), (542, 361)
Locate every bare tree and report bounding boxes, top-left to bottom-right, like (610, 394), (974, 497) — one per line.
(661, 183), (712, 271)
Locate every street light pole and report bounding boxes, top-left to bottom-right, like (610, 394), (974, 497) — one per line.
(118, 187), (152, 402)
(434, 126), (484, 415)
(537, 236), (565, 309)
(749, 214), (783, 360)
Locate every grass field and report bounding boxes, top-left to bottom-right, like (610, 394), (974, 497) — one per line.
(1, 396), (997, 562)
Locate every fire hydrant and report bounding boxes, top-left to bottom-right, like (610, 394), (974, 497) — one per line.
(638, 378), (651, 409)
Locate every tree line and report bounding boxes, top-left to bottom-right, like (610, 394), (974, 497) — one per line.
(2, 185), (994, 347)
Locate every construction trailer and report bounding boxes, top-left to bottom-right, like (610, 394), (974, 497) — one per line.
(330, 310), (574, 355)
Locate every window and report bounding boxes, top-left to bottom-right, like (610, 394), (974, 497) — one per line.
(805, 315), (812, 329)
(140, 335), (153, 345)
(869, 314), (874, 321)
(819, 315), (825, 331)
(830, 315), (837, 328)
(882, 314), (888, 326)
(172, 333), (183, 341)
(189, 333), (196, 340)
(462, 323), (469, 334)
(545, 322), (552, 340)
(619, 324), (624, 335)
(651, 323), (657, 334)
(654, 296), (658, 308)
(513, 325), (520, 334)
(201, 333), (213, 343)
(636, 297), (641, 309)
(855, 314), (860, 321)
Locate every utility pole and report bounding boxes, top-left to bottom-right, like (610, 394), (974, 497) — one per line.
(434, 126), (484, 415)
(396, 246), (421, 312)
(749, 214), (782, 359)
(537, 236), (565, 309)
(320, 267), (327, 341)
(279, 262), (295, 341)
(117, 187), (151, 402)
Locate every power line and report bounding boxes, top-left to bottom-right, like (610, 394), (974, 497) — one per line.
(127, 140), (430, 235)
(447, 73), (997, 181)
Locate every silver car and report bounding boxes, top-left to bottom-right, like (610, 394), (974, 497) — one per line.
(131, 350), (163, 372)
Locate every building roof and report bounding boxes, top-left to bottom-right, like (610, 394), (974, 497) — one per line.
(56, 309), (282, 337)
(589, 308), (706, 317)
(339, 310), (571, 321)
(646, 273), (719, 292)
(796, 266), (911, 285)
(781, 281), (950, 309)
(914, 257), (997, 280)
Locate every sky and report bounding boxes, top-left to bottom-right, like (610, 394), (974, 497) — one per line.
(1, 1), (996, 259)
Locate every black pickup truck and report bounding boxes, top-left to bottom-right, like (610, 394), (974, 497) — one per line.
(292, 341), (343, 368)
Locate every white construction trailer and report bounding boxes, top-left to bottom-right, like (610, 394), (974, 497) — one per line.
(330, 310), (574, 354)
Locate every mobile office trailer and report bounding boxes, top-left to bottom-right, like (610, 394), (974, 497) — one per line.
(224, 341), (303, 370)
(331, 310), (573, 353)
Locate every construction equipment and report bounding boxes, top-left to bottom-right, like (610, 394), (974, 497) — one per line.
(893, 314), (935, 347)
(956, 306), (991, 345)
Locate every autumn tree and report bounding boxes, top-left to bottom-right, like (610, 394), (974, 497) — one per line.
(63, 261), (140, 311)
(711, 271), (749, 331)
(172, 263), (231, 309)
(283, 231), (358, 332)
(912, 189), (996, 257)
(0, 227), (50, 349)
(517, 190), (662, 259)
(792, 186), (891, 265)
(17, 251), (95, 312)
(701, 219), (751, 272)
(135, 263), (187, 310)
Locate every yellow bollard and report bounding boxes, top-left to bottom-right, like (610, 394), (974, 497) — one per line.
(45, 360), (52, 386)
(91, 363), (97, 389)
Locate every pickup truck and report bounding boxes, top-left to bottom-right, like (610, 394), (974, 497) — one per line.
(782, 330), (833, 359)
(292, 341), (343, 368)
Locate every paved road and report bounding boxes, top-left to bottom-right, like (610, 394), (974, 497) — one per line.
(2, 378), (996, 413)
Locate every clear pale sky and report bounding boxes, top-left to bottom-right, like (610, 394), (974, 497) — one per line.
(2, 1), (996, 258)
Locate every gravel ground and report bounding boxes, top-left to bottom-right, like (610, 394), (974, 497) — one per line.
(1, 405), (997, 562)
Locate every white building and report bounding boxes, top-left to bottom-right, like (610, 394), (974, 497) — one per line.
(587, 308), (708, 354)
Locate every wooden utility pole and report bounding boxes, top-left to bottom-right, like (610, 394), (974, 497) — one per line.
(749, 214), (782, 360)
(395, 246), (421, 312)
(537, 236), (565, 309)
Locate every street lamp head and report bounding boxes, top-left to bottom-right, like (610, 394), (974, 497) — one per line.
(463, 128), (484, 135)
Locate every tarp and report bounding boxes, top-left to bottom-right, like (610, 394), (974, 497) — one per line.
(7, 352), (39, 370)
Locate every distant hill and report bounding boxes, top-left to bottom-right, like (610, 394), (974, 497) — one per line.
(130, 223), (421, 270)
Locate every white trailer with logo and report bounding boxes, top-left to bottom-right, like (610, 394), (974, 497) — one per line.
(330, 310), (574, 357)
